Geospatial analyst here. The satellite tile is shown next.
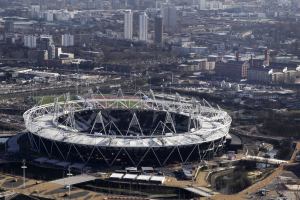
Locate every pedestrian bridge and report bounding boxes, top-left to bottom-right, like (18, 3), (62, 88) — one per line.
(242, 155), (288, 165)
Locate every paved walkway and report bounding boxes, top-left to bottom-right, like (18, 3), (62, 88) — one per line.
(0, 172), (129, 199)
(51, 174), (96, 185)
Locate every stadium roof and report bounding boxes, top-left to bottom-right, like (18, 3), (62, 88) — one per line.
(24, 97), (231, 148)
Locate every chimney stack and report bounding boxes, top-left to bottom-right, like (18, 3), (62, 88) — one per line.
(235, 51), (239, 62)
(250, 55), (254, 67)
(264, 49), (270, 66)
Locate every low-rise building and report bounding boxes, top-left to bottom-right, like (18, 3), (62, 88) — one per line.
(247, 67), (272, 83)
(215, 60), (249, 80)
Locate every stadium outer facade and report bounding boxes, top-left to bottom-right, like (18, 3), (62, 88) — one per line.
(23, 92), (232, 167)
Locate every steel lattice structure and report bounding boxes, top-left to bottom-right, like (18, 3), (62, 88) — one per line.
(23, 91), (232, 167)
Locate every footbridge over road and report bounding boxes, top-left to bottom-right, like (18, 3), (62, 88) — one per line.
(51, 174), (96, 186)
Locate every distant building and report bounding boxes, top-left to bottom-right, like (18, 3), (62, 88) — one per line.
(45, 11), (54, 22)
(215, 60), (249, 80)
(139, 12), (148, 42)
(56, 47), (62, 58)
(31, 5), (41, 18)
(173, 42), (208, 56)
(270, 67), (300, 84)
(124, 10), (133, 40)
(187, 58), (215, 72)
(178, 59), (215, 73)
(4, 20), (14, 33)
(154, 15), (163, 44)
(207, 1), (223, 10)
(80, 50), (104, 62)
(48, 44), (56, 59)
(54, 10), (72, 21)
(38, 35), (55, 59)
(39, 35), (53, 50)
(271, 71), (285, 84)
(199, 0), (206, 10)
(28, 50), (48, 64)
(283, 67), (300, 84)
(112, 0), (122, 9)
(161, 3), (177, 32)
(263, 49), (270, 67)
(62, 34), (74, 47)
(24, 35), (37, 48)
(247, 67), (272, 83)
(12, 21), (35, 32)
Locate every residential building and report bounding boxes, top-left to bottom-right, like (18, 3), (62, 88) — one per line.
(139, 12), (148, 42)
(124, 10), (133, 40)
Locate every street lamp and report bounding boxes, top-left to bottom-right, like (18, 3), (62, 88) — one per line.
(21, 159), (27, 189)
(66, 167), (73, 199)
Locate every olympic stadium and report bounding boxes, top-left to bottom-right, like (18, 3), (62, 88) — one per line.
(22, 91), (232, 167)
